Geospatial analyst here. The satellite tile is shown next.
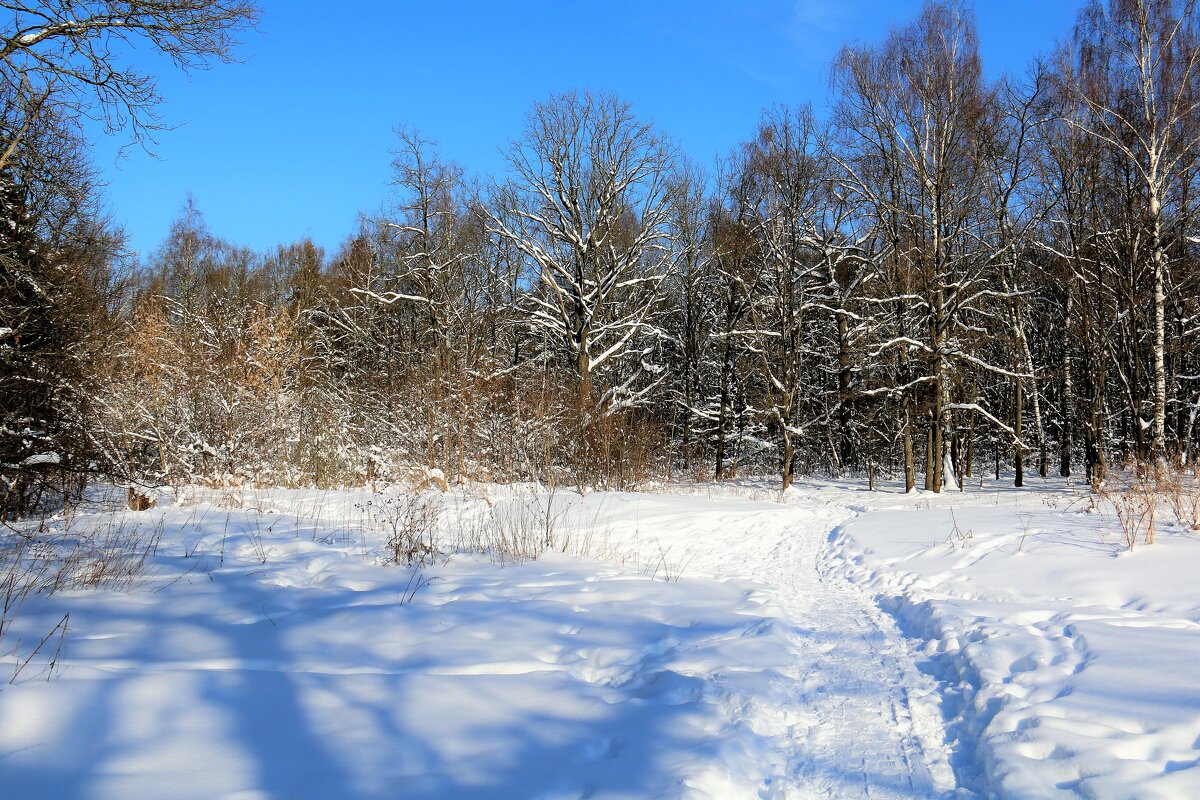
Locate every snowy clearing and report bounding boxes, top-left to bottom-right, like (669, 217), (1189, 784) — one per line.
(0, 479), (1198, 799)
(826, 479), (1200, 799)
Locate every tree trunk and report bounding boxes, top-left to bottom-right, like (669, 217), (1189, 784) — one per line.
(1059, 312), (1072, 477)
(903, 399), (916, 493)
(715, 340), (732, 479)
(1087, 377), (1107, 490)
(925, 421), (936, 492)
(837, 311), (853, 469)
(1150, 194), (1168, 461)
(930, 288), (946, 493)
(782, 430), (794, 490)
(1015, 376), (1024, 488)
(965, 414), (975, 479)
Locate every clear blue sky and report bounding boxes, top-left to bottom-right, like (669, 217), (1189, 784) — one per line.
(89, 1), (1081, 262)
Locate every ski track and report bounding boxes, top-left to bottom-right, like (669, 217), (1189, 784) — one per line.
(625, 489), (955, 799)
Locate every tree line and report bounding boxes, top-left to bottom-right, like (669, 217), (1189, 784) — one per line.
(4, 0), (1200, 517)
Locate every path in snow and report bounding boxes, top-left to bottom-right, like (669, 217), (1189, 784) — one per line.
(594, 487), (957, 798)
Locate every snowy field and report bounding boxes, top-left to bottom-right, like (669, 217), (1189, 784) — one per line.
(0, 477), (1197, 799)
(827, 479), (1200, 799)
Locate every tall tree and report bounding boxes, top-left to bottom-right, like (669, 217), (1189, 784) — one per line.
(1064, 0), (1200, 460)
(0, 105), (117, 517)
(833, 0), (1008, 492)
(489, 91), (678, 411)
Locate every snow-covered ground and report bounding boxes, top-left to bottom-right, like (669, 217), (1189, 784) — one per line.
(1, 477), (1198, 798)
(824, 478), (1200, 800)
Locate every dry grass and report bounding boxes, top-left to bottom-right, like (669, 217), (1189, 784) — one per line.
(453, 488), (617, 565)
(1, 511), (164, 684)
(1100, 466), (1161, 550)
(356, 493), (442, 567)
(637, 544), (695, 582)
(1158, 467), (1200, 532)
(1098, 463), (1200, 550)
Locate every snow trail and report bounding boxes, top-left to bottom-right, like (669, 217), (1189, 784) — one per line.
(602, 487), (955, 798)
(826, 482), (1200, 799)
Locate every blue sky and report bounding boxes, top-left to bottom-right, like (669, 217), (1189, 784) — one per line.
(89, 1), (1081, 262)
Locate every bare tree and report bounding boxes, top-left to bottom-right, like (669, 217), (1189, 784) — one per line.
(1063, 0), (1200, 460)
(728, 107), (828, 489)
(0, 0), (259, 161)
(709, 156), (761, 480)
(983, 65), (1053, 485)
(489, 92), (677, 411)
(834, 0), (1015, 492)
(1, 101), (120, 517)
(661, 157), (714, 473)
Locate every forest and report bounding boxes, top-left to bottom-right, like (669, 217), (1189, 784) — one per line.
(4, 0), (1200, 518)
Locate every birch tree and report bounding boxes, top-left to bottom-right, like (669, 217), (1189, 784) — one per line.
(1064, 0), (1200, 460)
(833, 0), (1012, 492)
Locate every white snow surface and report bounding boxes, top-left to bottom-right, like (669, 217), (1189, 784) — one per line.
(2, 477), (1199, 798)
(0, 483), (949, 799)
(824, 478), (1200, 799)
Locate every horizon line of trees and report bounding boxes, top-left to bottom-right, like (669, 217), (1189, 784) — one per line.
(5, 0), (1200, 517)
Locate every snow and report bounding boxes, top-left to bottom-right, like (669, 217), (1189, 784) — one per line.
(2, 478), (1200, 798)
(824, 478), (1200, 799)
(20, 452), (61, 466)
